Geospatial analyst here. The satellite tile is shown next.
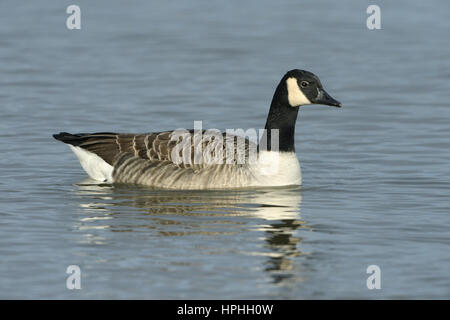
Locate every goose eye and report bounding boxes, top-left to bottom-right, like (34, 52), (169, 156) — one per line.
(300, 81), (309, 88)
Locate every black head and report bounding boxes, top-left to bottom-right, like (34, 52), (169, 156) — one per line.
(263, 69), (342, 152)
(281, 69), (341, 108)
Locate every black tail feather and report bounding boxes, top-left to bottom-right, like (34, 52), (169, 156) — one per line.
(52, 132), (85, 146)
(53, 132), (117, 145)
(53, 132), (120, 165)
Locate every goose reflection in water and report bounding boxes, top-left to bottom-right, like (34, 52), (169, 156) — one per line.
(74, 179), (309, 285)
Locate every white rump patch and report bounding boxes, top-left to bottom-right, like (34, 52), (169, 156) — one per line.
(286, 77), (311, 107)
(69, 145), (113, 182)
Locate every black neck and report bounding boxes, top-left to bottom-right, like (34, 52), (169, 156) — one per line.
(259, 81), (299, 152)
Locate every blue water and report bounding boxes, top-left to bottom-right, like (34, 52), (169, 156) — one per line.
(0, 0), (449, 299)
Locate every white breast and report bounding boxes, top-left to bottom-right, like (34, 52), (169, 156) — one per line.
(251, 151), (302, 187)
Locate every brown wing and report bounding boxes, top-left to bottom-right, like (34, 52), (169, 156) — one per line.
(53, 130), (257, 167)
(53, 131), (178, 165)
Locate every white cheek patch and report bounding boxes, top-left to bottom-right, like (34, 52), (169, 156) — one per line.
(286, 77), (311, 107)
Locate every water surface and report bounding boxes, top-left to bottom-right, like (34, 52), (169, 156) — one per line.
(0, 0), (449, 299)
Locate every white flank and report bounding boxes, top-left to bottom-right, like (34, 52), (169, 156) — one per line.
(252, 151), (302, 186)
(69, 145), (113, 182)
(286, 77), (311, 107)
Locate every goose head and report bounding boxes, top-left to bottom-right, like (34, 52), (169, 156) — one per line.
(263, 69), (342, 152)
(282, 69), (341, 108)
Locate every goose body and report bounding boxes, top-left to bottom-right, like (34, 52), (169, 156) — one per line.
(54, 69), (341, 189)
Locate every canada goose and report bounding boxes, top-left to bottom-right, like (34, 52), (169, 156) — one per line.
(53, 69), (341, 189)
